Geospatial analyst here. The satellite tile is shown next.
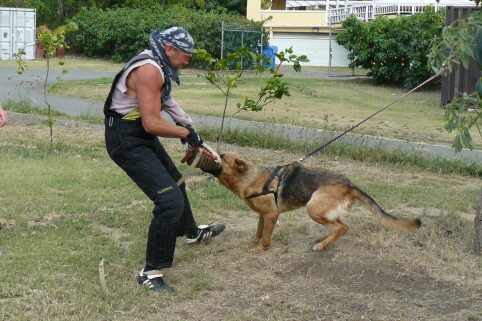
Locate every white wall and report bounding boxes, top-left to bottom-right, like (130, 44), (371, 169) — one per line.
(272, 32), (351, 67)
(0, 7), (36, 60)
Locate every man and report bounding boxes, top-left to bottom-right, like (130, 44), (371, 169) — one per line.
(104, 27), (225, 293)
(0, 103), (8, 127)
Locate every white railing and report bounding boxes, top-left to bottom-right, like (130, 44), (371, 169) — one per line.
(328, 1), (476, 24)
(374, 4), (428, 15)
(328, 4), (373, 24)
(286, 0), (358, 9)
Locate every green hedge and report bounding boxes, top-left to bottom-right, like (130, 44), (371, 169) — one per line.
(67, 5), (264, 63)
(336, 8), (445, 89)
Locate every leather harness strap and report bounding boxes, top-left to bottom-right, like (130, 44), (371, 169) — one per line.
(246, 165), (287, 204)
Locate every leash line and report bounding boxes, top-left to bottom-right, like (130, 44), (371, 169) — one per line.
(177, 147), (203, 186)
(297, 65), (451, 163)
(99, 258), (138, 296)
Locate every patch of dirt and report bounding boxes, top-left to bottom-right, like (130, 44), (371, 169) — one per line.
(26, 214), (65, 228)
(288, 254), (478, 319)
(95, 224), (133, 250)
(0, 219), (16, 230)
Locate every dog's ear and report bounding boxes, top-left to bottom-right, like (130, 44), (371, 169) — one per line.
(234, 158), (246, 172)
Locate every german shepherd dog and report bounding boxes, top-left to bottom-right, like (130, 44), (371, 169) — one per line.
(205, 153), (421, 253)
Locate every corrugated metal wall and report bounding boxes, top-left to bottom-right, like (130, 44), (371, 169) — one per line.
(441, 6), (479, 107)
(0, 7), (36, 60)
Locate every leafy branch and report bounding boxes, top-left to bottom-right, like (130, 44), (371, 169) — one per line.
(192, 46), (308, 148)
(13, 47), (29, 74)
(237, 47), (307, 112)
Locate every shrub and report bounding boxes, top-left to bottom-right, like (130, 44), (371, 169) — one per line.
(67, 5), (265, 63)
(336, 8), (445, 88)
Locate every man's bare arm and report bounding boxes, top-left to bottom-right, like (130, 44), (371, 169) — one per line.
(128, 64), (189, 139)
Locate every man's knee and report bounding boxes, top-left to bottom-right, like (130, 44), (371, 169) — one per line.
(152, 186), (184, 217)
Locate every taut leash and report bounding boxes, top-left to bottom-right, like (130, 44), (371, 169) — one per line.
(297, 65), (451, 163)
(177, 146), (204, 186)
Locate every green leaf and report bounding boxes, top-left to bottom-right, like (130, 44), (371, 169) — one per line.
(475, 29), (482, 68)
(460, 49), (470, 69)
(462, 127), (476, 150)
(293, 62), (301, 72)
(41, 119), (56, 128)
(452, 133), (463, 153)
(476, 78), (482, 98)
(227, 74), (238, 85)
(459, 99), (466, 112)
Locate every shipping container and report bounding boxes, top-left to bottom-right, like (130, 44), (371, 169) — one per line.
(0, 7), (36, 60)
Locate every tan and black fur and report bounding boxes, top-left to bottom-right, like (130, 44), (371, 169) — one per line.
(206, 153), (421, 253)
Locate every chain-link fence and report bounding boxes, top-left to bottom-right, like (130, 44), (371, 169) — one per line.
(221, 21), (263, 70)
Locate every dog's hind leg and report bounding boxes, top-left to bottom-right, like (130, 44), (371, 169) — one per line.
(306, 189), (350, 251)
(311, 218), (348, 251)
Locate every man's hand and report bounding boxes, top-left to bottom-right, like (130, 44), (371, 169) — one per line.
(186, 125), (203, 147)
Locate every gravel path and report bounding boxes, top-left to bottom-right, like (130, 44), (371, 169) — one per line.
(6, 112), (103, 132)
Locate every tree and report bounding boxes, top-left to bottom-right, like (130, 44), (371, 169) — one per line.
(336, 9), (445, 89)
(68, 5), (263, 63)
(24, 0), (111, 28)
(205, 0), (247, 16)
(15, 22), (78, 151)
(428, 3), (482, 255)
(13, 0), (246, 30)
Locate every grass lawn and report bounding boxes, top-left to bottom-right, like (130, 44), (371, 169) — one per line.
(1, 58), (481, 320)
(1, 120), (481, 320)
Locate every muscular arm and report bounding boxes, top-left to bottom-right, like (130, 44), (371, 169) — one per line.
(126, 64), (189, 139)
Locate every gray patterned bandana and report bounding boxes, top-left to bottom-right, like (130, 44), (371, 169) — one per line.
(150, 27), (194, 101)
(158, 26), (194, 54)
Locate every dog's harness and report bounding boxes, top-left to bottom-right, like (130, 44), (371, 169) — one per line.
(246, 165), (288, 204)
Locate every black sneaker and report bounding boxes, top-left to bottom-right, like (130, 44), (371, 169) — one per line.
(137, 268), (176, 293)
(185, 223), (226, 244)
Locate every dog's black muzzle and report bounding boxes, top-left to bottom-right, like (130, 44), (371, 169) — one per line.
(202, 167), (222, 177)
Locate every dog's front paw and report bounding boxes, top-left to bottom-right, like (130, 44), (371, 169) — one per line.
(312, 243), (326, 251)
(249, 246), (267, 254)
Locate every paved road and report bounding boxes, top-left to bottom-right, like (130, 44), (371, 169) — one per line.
(1, 67), (116, 116)
(1, 66), (482, 165)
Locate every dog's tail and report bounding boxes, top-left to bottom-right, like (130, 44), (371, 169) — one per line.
(353, 188), (421, 231)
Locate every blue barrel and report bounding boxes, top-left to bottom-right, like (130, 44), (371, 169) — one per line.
(259, 45), (278, 69)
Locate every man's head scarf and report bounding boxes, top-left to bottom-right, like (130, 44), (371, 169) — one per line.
(156, 27), (194, 54)
(150, 27), (194, 102)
